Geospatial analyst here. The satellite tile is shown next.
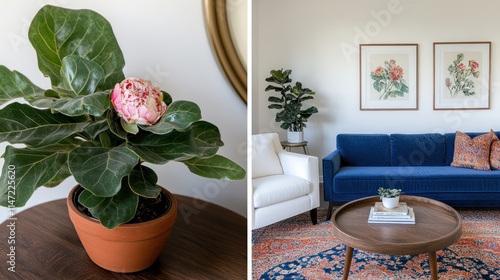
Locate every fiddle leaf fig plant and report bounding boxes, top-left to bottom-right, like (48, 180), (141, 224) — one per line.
(265, 68), (318, 131)
(0, 5), (245, 229)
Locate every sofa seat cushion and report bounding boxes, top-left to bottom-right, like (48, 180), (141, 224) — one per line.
(334, 166), (500, 194)
(253, 175), (311, 208)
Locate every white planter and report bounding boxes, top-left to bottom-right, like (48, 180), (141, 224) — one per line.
(287, 131), (304, 143)
(382, 196), (400, 209)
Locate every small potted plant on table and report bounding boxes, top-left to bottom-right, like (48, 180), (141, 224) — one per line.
(378, 188), (402, 209)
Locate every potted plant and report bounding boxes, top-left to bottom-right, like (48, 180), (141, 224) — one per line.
(265, 68), (318, 143)
(378, 188), (402, 209)
(0, 5), (245, 273)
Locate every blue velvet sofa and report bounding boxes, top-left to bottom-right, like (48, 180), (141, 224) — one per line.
(323, 132), (500, 220)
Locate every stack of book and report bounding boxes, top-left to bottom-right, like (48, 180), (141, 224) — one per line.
(368, 202), (415, 224)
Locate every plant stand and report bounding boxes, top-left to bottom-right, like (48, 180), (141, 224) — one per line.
(281, 140), (309, 155)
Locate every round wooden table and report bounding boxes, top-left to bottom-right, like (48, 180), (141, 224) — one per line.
(331, 195), (462, 280)
(0, 195), (246, 279)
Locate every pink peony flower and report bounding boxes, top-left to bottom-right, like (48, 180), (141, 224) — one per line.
(373, 66), (384, 76)
(457, 63), (466, 72)
(469, 60), (479, 72)
(388, 65), (404, 81)
(111, 77), (167, 125)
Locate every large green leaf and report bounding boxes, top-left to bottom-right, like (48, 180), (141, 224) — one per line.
(68, 145), (139, 197)
(0, 145), (73, 207)
(78, 189), (105, 209)
(51, 91), (110, 117)
(59, 55), (105, 96)
(87, 180), (138, 229)
(0, 66), (46, 106)
(107, 110), (128, 139)
(0, 103), (89, 148)
(127, 121), (223, 164)
(140, 100), (202, 135)
(129, 165), (161, 198)
(28, 5), (125, 91)
(183, 155), (246, 180)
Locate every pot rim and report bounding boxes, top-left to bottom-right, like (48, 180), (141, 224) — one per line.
(67, 184), (178, 229)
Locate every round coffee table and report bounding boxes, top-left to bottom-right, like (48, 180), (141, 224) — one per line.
(331, 195), (462, 280)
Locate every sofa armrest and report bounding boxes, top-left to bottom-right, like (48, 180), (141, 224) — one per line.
(322, 150), (341, 201)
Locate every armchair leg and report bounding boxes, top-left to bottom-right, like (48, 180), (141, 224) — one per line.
(310, 208), (318, 225)
(326, 202), (335, 221)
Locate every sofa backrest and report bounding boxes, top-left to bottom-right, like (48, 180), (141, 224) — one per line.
(338, 131), (500, 167)
(390, 133), (446, 166)
(337, 133), (447, 166)
(337, 134), (390, 166)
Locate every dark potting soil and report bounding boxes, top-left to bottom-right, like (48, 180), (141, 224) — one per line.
(75, 189), (171, 224)
(128, 192), (171, 223)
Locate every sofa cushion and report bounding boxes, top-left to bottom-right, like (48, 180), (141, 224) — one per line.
(253, 175), (311, 208)
(337, 134), (390, 166)
(252, 135), (283, 178)
(451, 130), (494, 171)
(390, 133), (446, 166)
(445, 131), (500, 165)
(333, 166), (500, 194)
(490, 134), (500, 170)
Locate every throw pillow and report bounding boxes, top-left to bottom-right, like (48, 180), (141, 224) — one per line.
(252, 135), (283, 178)
(451, 130), (495, 171)
(490, 133), (500, 169)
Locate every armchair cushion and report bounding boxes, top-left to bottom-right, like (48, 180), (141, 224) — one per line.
(253, 175), (311, 208)
(252, 134), (283, 178)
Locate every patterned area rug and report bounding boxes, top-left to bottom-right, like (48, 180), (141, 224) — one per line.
(252, 208), (500, 279)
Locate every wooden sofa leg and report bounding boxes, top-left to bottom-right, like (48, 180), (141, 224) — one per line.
(310, 208), (318, 225)
(326, 202), (335, 221)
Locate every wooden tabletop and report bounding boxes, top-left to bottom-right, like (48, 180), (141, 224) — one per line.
(332, 195), (462, 255)
(0, 195), (247, 279)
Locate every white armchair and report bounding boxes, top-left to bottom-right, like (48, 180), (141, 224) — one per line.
(252, 133), (320, 230)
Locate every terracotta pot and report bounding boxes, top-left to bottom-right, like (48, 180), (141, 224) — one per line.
(67, 185), (178, 273)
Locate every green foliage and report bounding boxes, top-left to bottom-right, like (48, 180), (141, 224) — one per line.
(378, 188), (402, 199)
(265, 69), (318, 132)
(445, 53), (480, 97)
(0, 5), (245, 229)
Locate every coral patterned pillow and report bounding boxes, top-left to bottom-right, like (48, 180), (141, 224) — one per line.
(490, 133), (500, 170)
(451, 130), (495, 171)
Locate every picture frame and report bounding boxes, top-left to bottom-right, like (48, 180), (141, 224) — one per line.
(433, 42), (491, 110)
(359, 44), (418, 110)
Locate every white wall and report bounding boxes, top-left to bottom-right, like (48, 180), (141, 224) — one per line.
(253, 0), (500, 179)
(0, 0), (247, 223)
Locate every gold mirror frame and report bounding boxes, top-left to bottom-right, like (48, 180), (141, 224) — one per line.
(203, 0), (247, 104)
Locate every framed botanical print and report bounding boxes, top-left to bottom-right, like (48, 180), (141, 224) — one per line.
(359, 44), (418, 110)
(433, 42), (491, 110)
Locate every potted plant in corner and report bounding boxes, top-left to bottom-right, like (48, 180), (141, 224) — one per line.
(378, 188), (402, 209)
(0, 5), (245, 273)
(265, 68), (319, 143)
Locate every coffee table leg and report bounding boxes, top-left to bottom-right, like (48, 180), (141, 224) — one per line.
(428, 251), (437, 280)
(342, 245), (354, 280)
